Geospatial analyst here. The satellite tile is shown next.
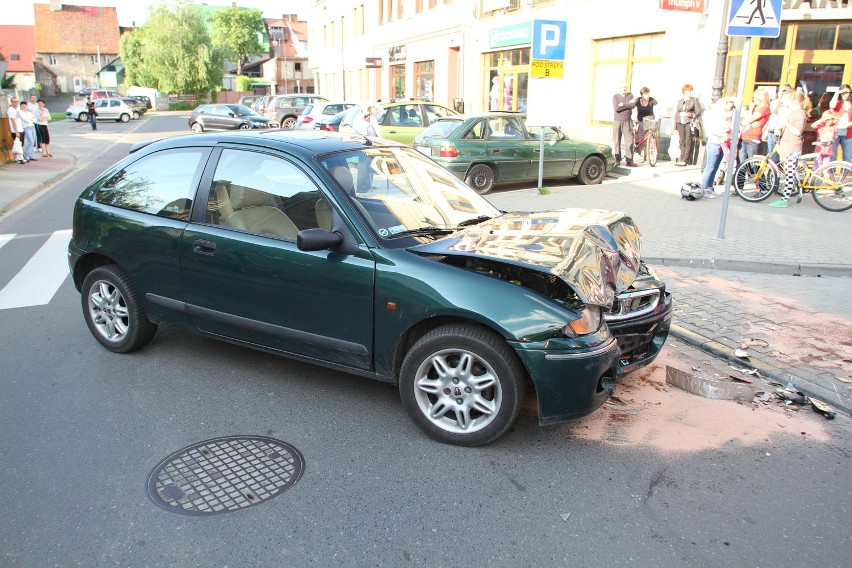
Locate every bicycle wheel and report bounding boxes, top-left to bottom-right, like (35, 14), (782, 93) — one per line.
(734, 156), (780, 202)
(812, 161), (852, 212)
(646, 135), (658, 167)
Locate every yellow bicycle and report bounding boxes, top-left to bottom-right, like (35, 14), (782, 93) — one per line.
(733, 147), (852, 212)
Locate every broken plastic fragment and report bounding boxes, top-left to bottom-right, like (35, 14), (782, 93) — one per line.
(560, 512), (571, 522)
(740, 338), (769, 349)
(779, 384), (808, 404)
(809, 397), (836, 419)
(730, 375), (753, 384)
(836, 376), (851, 384)
(734, 348), (750, 358)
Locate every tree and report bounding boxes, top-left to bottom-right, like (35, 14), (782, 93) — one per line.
(119, 1), (222, 98)
(211, 7), (265, 76)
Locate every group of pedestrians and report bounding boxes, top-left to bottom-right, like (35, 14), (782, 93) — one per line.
(7, 94), (53, 164)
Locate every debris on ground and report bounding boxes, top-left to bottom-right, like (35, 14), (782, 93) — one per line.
(666, 365), (758, 401)
(560, 512), (571, 522)
(809, 397), (836, 419)
(835, 376), (851, 384)
(729, 374), (753, 384)
(734, 348), (750, 358)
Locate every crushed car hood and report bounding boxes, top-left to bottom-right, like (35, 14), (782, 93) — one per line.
(409, 209), (642, 307)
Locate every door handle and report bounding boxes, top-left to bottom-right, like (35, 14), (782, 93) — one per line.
(490, 148), (501, 153)
(193, 239), (216, 255)
(533, 149), (541, 153)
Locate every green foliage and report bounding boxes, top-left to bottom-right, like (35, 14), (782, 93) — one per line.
(168, 101), (198, 111)
(211, 7), (265, 75)
(235, 75), (254, 92)
(538, 186), (550, 195)
(120, 1), (223, 97)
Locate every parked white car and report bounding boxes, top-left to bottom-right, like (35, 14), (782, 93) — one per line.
(295, 101), (358, 130)
(66, 98), (134, 123)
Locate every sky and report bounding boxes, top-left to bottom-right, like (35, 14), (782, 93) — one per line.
(4, 0), (312, 27)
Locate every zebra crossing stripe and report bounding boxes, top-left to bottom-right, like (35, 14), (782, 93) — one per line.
(0, 230), (72, 310)
(0, 234), (15, 250)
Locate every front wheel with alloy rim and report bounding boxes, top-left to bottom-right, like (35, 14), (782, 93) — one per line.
(577, 155), (606, 184)
(191, 122), (204, 133)
(465, 164), (496, 195)
(399, 324), (525, 446)
(239, 123), (252, 130)
(78, 112), (88, 122)
(119, 113), (130, 123)
(81, 265), (157, 353)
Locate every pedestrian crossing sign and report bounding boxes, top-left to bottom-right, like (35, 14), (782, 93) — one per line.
(727, 0), (783, 38)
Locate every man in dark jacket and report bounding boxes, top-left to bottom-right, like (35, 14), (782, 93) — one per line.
(613, 84), (637, 167)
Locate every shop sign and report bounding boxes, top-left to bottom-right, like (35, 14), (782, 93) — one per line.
(659, 0), (706, 13)
(388, 45), (406, 62)
(489, 22), (532, 49)
(365, 57), (382, 68)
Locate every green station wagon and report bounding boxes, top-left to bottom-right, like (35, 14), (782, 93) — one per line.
(69, 130), (671, 446)
(413, 112), (616, 194)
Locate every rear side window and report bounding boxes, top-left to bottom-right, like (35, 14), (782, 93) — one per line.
(95, 149), (205, 221)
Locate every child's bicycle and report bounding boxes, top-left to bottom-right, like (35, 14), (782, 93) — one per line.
(732, 146), (852, 212)
(631, 117), (660, 167)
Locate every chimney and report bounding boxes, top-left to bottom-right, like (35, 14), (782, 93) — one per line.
(50, 0), (62, 12)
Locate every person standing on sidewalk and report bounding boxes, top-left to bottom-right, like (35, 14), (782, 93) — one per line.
(28, 94), (42, 152)
(765, 84), (792, 155)
(829, 84), (852, 161)
(700, 95), (735, 199)
(7, 96), (24, 148)
(18, 101), (38, 163)
(633, 87), (658, 163)
(674, 84), (702, 166)
(770, 90), (810, 208)
(86, 97), (98, 130)
(612, 84), (637, 167)
(738, 88), (770, 165)
(36, 99), (53, 157)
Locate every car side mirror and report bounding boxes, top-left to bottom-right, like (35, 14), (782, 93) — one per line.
(228, 112), (235, 117)
(297, 228), (343, 251)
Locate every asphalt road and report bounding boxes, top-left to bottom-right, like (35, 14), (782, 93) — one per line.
(0, 115), (849, 567)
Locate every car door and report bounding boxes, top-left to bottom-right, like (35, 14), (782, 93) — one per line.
(524, 123), (577, 179)
(484, 116), (535, 181)
(180, 146), (376, 370)
(379, 103), (423, 145)
(95, 99), (113, 120)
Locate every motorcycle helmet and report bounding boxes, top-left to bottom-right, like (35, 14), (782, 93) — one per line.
(681, 182), (704, 200)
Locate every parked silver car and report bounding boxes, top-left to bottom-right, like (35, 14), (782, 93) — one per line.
(262, 94), (328, 129)
(66, 98), (134, 123)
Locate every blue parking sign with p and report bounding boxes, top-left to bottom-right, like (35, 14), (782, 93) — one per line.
(532, 20), (566, 61)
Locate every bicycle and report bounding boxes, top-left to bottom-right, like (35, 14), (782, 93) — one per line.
(733, 147), (852, 212)
(631, 117), (660, 167)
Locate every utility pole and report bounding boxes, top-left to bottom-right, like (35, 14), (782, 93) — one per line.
(711, 0), (731, 100)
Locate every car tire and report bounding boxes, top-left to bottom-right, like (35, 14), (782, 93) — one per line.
(78, 112), (87, 122)
(119, 113), (130, 123)
(399, 324), (525, 447)
(465, 164), (496, 195)
(191, 122), (204, 133)
(132, 111), (140, 120)
(81, 265), (157, 354)
(239, 123), (252, 130)
(577, 155), (606, 185)
(281, 116), (297, 129)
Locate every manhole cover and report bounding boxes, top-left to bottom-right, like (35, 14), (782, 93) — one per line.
(146, 436), (304, 516)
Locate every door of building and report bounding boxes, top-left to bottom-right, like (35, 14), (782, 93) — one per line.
(786, 52), (847, 112)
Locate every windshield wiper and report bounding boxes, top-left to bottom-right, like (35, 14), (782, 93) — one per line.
(389, 227), (455, 239)
(456, 215), (493, 227)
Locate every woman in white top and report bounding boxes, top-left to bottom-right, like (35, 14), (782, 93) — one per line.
(36, 99), (53, 157)
(829, 84), (852, 161)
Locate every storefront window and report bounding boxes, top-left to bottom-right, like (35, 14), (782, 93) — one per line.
(484, 48), (529, 112)
(414, 61), (434, 101)
(838, 23), (852, 50)
(755, 55), (784, 83)
(592, 33), (664, 124)
(760, 25), (788, 50)
(390, 64), (405, 99)
(796, 23), (837, 50)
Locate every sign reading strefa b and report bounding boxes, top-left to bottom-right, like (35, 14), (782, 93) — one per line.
(532, 20), (566, 61)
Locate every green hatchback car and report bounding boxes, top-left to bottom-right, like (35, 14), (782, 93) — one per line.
(339, 100), (457, 145)
(413, 112), (616, 194)
(69, 130), (671, 446)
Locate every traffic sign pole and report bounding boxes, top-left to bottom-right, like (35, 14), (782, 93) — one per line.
(718, 37), (750, 240)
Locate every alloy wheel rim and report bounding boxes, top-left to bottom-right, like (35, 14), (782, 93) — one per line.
(88, 279), (130, 342)
(413, 348), (502, 434)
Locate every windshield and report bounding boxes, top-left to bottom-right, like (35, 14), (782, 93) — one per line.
(417, 119), (463, 140)
(318, 146), (500, 243)
(229, 105), (260, 117)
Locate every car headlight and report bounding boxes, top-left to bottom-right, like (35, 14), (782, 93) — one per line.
(561, 306), (602, 337)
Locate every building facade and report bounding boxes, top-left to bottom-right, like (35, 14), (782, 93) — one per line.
(306, 0), (851, 142)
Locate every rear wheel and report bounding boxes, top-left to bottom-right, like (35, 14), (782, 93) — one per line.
(399, 324), (525, 447)
(734, 156), (779, 202)
(132, 110), (140, 120)
(81, 265), (157, 353)
(281, 116), (297, 129)
(577, 155), (606, 185)
(191, 122), (204, 133)
(465, 164), (496, 195)
(812, 161), (852, 212)
(646, 135), (658, 167)
(239, 123), (252, 130)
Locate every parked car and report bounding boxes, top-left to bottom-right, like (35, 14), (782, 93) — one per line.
(129, 95), (153, 110)
(340, 100), (457, 145)
(314, 110), (349, 132)
(250, 95), (268, 113)
(66, 98), (134, 123)
(295, 101), (358, 130)
(238, 95), (262, 108)
(77, 87), (96, 97)
(413, 112), (616, 194)
(120, 97), (147, 119)
(68, 130), (672, 447)
(188, 103), (278, 132)
(262, 94), (329, 129)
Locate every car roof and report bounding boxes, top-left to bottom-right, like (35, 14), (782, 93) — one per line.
(129, 129), (406, 157)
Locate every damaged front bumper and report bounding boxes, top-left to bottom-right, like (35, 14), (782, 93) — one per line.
(606, 280), (673, 376)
